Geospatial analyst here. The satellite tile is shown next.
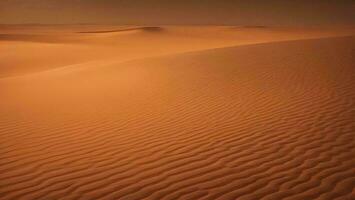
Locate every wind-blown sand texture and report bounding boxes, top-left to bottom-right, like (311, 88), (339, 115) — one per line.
(0, 26), (355, 200)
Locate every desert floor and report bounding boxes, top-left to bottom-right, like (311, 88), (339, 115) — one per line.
(0, 25), (355, 200)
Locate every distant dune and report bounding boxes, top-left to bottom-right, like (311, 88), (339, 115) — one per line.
(77, 26), (164, 34)
(233, 25), (268, 29)
(0, 26), (355, 200)
(1, 26), (354, 78)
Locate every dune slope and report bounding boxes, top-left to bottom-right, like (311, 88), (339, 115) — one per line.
(0, 33), (355, 200)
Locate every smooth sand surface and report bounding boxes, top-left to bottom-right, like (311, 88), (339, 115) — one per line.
(0, 26), (355, 200)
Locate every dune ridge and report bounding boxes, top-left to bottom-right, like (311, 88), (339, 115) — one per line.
(0, 27), (355, 200)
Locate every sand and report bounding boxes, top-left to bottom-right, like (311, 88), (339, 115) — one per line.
(0, 26), (355, 200)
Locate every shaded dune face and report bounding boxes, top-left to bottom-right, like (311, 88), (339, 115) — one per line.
(0, 26), (355, 200)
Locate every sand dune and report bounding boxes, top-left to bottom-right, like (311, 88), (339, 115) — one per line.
(1, 26), (354, 78)
(0, 26), (355, 200)
(78, 26), (164, 34)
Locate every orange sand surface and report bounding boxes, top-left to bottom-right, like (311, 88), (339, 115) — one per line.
(0, 26), (355, 200)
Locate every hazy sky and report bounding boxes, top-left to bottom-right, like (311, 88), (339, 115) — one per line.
(0, 0), (354, 26)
